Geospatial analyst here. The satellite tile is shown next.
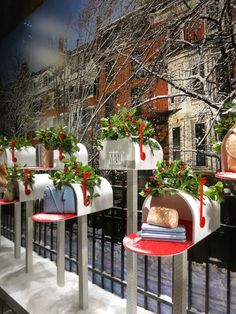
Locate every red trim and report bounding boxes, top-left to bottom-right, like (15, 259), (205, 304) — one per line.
(0, 199), (18, 205)
(59, 147), (65, 161)
(11, 140), (17, 163)
(32, 212), (77, 223)
(83, 172), (91, 206)
(139, 123), (146, 161)
(215, 172), (236, 181)
(199, 177), (207, 228)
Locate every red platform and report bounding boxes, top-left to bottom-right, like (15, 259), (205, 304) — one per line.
(123, 233), (193, 256)
(215, 172), (236, 181)
(0, 199), (18, 205)
(123, 220), (193, 257)
(32, 212), (77, 223)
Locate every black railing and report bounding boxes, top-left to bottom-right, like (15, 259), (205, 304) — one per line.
(1, 171), (236, 314)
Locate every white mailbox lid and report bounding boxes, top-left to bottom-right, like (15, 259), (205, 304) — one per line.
(5, 147), (36, 168)
(70, 177), (113, 216)
(17, 173), (53, 202)
(53, 143), (88, 168)
(142, 191), (220, 245)
(99, 138), (163, 170)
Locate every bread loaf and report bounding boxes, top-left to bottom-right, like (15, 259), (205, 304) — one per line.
(147, 206), (179, 228)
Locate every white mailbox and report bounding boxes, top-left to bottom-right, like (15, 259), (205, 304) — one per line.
(16, 173), (53, 202)
(70, 177), (113, 216)
(5, 147), (36, 168)
(53, 143), (88, 168)
(142, 191), (220, 246)
(99, 138), (163, 170)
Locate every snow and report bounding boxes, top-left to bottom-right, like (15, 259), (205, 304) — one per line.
(0, 236), (153, 314)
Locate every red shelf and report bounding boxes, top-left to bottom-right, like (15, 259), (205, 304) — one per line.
(123, 233), (193, 256)
(215, 172), (236, 181)
(32, 212), (77, 223)
(0, 199), (18, 205)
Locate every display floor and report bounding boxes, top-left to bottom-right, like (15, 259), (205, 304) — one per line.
(0, 237), (152, 314)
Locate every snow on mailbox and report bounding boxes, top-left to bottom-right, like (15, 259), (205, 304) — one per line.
(215, 125), (236, 180)
(53, 143), (88, 168)
(17, 173), (53, 202)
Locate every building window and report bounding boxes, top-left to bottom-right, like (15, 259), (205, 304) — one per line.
(172, 127), (181, 160)
(43, 75), (49, 86)
(33, 100), (41, 112)
(131, 60), (146, 79)
(131, 86), (143, 115)
(192, 63), (204, 93)
(46, 95), (54, 108)
(195, 123), (206, 166)
(105, 60), (115, 83)
(105, 94), (115, 117)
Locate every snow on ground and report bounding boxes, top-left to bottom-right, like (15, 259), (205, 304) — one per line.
(0, 236), (153, 314)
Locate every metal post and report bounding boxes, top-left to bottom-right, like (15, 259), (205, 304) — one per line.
(172, 251), (188, 314)
(0, 205), (2, 247)
(57, 220), (65, 287)
(14, 202), (21, 259)
(25, 200), (34, 272)
(126, 170), (138, 314)
(78, 215), (88, 309)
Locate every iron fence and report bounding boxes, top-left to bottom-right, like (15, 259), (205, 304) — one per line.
(1, 170), (236, 314)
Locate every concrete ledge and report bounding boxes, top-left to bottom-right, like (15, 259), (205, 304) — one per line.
(0, 237), (153, 314)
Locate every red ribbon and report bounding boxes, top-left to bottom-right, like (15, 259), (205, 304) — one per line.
(59, 133), (66, 161)
(11, 140), (17, 163)
(83, 172), (91, 206)
(59, 147), (65, 161)
(139, 123), (146, 161)
(199, 177), (207, 228)
(23, 170), (32, 195)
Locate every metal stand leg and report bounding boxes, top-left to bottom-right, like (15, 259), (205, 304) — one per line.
(126, 170), (138, 314)
(57, 220), (65, 287)
(78, 215), (88, 310)
(172, 251), (188, 314)
(0, 205), (2, 247)
(25, 201), (34, 273)
(14, 203), (21, 259)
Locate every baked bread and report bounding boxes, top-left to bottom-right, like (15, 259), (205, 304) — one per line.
(147, 206), (179, 228)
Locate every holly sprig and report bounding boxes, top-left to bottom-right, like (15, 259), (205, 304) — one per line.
(95, 107), (159, 151)
(212, 101), (236, 153)
(35, 126), (80, 155)
(50, 156), (101, 201)
(140, 160), (224, 203)
(0, 136), (31, 150)
(6, 164), (35, 189)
